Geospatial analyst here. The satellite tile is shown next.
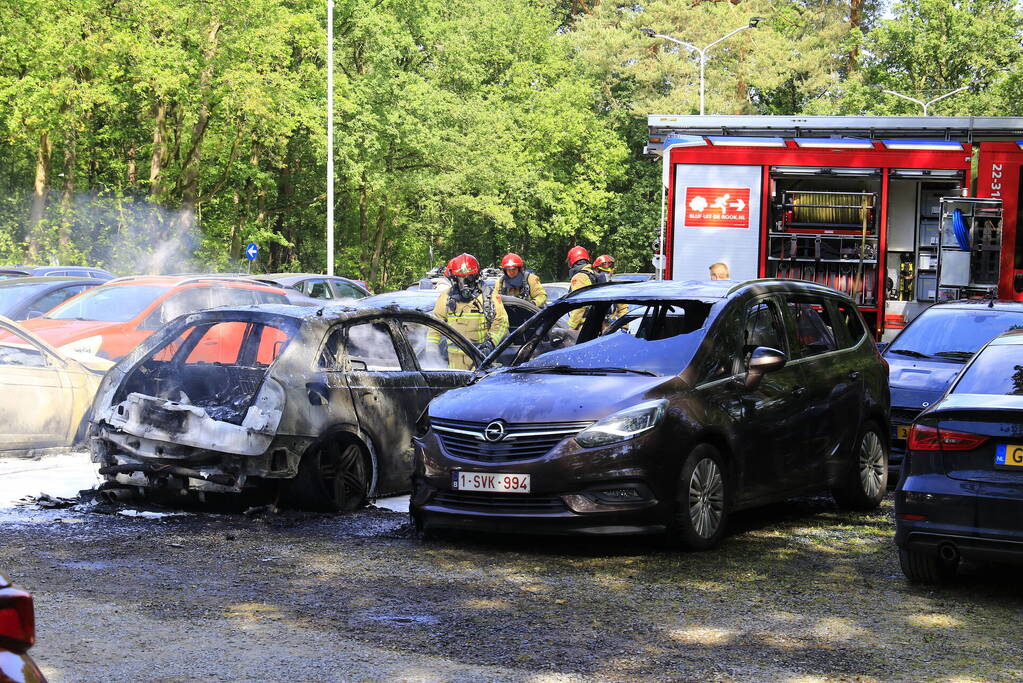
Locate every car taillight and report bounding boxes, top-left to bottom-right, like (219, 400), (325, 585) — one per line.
(0, 586), (35, 652)
(907, 424), (989, 452)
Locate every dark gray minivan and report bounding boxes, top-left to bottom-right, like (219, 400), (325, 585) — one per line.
(411, 279), (890, 549)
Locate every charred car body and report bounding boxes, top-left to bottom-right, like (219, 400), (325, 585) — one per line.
(411, 279), (890, 548)
(88, 304), (484, 510)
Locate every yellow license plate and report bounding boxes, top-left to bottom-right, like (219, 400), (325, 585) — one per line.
(897, 425), (910, 440)
(995, 444), (1023, 469)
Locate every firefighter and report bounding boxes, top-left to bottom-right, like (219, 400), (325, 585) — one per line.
(429, 253), (508, 369)
(566, 246), (603, 330)
(593, 254), (629, 324)
(494, 253), (547, 307)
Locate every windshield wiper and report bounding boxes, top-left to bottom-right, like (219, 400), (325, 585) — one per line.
(933, 350), (974, 360)
(888, 348), (930, 359)
(507, 365), (657, 376)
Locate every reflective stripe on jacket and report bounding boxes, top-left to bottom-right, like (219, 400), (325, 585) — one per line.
(428, 289), (508, 369)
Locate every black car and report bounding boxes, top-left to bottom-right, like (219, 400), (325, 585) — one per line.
(0, 277), (100, 320)
(895, 330), (1023, 583)
(411, 279), (890, 549)
(0, 265), (113, 280)
(88, 303), (485, 509)
(883, 300), (1023, 475)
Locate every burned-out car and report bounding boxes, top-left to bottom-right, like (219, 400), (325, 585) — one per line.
(87, 304), (485, 510)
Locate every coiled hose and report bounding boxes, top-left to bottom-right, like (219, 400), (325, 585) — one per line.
(952, 208), (970, 251)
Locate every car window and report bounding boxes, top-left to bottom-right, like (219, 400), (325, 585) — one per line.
(303, 279), (332, 299)
(785, 298), (838, 358)
(0, 341), (47, 368)
(742, 299), (787, 356)
(32, 285), (89, 315)
(830, 301), (866, 349)
(400, 320), (477, 371)
(211, 286), (257, 307)
(953, 344), (1023, 395)
(332, 282), (364, 299)
(889, 308), (1023, 360)
(505, 302), (534, 331)
(46, 284), (165, 322)
(155, 287), (213, 325)
(320, 321), (402, 371)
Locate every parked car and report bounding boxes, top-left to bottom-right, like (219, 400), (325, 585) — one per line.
(411, 279), (889, 549)
(0, 574), (46, 683)
(251, 273), (371, 300)
(0, 316), (112, 454)
(543, 282), (570, 302)
(0, 265), (113, 280)
(612, 273), (655, 283)
(19, 276), (290, 361)
(896, 330), (1023, 583)
(882, 300), (1023, 475)
(88, 303), (485, 509)
(0, 277), (101, 321)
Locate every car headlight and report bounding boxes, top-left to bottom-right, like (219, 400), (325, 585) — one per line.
(58, 335), (104, 357)
(575, 399), (667, 448)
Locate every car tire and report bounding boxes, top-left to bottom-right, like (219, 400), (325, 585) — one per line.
(899, 548), (956, 584)
(832, 421), (888, 511)
(666, 444), (729, 551)
(286, 439), (369, 512)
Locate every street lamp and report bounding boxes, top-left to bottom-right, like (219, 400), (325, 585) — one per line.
(641, 17), (764, 116)
(326, 0), (335, 276)
(880, 85), (970, 116)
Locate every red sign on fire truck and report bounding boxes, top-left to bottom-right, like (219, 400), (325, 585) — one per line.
(683, 187), (751, 229)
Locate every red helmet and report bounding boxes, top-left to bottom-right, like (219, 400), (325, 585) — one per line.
(593, 254), (615, 272)
(446, 253), (480, 277)
(501, 253), (524, 270)
(566, 246), (590, 266)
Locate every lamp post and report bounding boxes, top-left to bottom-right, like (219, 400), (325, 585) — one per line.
(326, 0), (335, 276)
(641, 18), (764, 116)
(881, 86), (970, 116)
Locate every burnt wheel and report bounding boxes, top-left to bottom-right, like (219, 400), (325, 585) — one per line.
(899, 548), (956, 584)
(833, 421), (888, 511)
(666, 443), (729, 551)
(287, 440), (369, 512)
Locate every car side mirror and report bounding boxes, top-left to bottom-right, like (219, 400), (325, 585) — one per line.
(26, 310), (43, 319)
(875, 341), (888, 354)
(743, 346), (787, 389)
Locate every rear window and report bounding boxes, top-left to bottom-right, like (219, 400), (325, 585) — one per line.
(153, 320), (294, 366)
(888, 308), (1023, 361)
(46, 284), (165, 322)
(952, 344), (1023, 395)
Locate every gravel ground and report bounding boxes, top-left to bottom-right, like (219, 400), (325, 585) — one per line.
(2, 487), (1022, 683)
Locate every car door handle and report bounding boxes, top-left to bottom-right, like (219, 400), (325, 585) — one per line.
(848, 371), (860, 380)
(792, 386), (807, 398)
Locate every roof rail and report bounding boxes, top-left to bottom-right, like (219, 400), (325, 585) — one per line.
(104, 274), (285, 288)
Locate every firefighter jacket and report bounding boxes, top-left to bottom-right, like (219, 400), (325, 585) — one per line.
(567, 266), (627, 330)
(494, 271), (547, 307)
(429, 287), (509, 370)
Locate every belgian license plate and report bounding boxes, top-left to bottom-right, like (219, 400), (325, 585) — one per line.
(995, 444), (1023, 469)
(897, 425), (910, 440)
(452, 471), (530, 493)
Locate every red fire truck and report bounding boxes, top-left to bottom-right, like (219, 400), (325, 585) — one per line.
(646, 115), (1023, 338)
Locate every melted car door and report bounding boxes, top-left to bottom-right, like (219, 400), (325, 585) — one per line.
(0, 321), (72, 450)
(732, 296), (811, 503)
(339, 319), (428, 495)
(397, 318), (482, 395)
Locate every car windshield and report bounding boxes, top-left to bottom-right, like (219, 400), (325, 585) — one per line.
(888, 308), (1023, 360)
(953, 344), (1023, 395)
(46, 284), (165, 322)
(483, 298), (715, 377)
(0, 282), (49, 315)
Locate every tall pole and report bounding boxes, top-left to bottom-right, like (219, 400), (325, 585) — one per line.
(698, 51), (706, 116)
(326, 0), (335, 276)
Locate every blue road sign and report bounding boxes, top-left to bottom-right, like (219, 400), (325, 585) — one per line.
(245, 242), (259, 261)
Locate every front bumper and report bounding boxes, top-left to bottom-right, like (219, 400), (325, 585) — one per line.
(410, 427), (672, 537)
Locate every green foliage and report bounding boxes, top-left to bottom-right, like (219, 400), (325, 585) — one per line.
(0, 0), (1021, 288)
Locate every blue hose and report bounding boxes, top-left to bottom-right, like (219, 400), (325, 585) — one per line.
(951, 208), (970, 250)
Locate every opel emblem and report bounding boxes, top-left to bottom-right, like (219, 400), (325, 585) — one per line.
(483, 420), (506, 442)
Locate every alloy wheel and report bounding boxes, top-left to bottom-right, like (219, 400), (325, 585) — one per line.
(688, 457), (724, 538)
(318, 442), (368, 510)
(859, 431), (885, 499)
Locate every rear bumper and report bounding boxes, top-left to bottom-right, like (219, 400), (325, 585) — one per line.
(896, 528), (1023, 565)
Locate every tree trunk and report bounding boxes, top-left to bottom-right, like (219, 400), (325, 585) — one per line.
(28, 131), (52, 260)
(849, 0), (863, 72)
(59, 126), (77, 249)
(148, 101), (168, 198)
(368, 206), (387, 285)
(127, 143), (138, 187)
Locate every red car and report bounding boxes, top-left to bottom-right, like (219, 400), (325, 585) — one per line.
(0, 574), (45, 683)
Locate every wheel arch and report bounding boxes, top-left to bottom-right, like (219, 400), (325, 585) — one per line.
(682, 429), (739, 503)
(306, 422), (380, 498)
